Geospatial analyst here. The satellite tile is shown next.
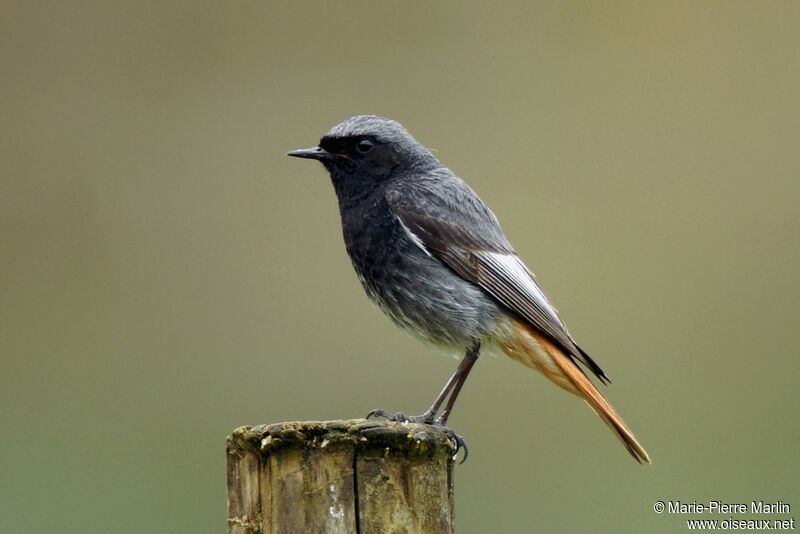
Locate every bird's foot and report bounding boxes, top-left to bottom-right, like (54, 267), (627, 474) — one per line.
(366, 408), (434, 424)
(366, 409), (469, 463)
(434, 423), (469, 464)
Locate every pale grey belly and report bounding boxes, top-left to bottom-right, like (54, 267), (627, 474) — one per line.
(352, 248), (504, 347)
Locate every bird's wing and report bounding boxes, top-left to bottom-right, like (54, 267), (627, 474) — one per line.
(386, 179), (609, 383)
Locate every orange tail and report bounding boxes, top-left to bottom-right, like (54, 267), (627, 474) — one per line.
(500, 319), (651, 464)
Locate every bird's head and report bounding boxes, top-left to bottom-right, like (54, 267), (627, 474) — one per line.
(288, 116), (438, 192)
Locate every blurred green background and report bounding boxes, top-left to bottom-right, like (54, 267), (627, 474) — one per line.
(2, 1), (798, 532)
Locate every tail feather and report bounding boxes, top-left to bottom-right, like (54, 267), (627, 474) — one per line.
(500, 319), (652, 464)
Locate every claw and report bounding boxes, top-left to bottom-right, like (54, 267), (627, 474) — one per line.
(366, 409), (396, 420)
(366, 410), (409, 422)
(439, 427), (469, 464)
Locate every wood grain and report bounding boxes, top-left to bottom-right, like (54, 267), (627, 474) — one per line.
(226, 419), (456, 533)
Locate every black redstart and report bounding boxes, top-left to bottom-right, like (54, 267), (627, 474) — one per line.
(288, 115), (650, 464)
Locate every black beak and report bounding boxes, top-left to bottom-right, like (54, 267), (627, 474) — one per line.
(286, 146), (333, 160)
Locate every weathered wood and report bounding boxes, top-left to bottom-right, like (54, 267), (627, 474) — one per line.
(226, 419), (456, 534)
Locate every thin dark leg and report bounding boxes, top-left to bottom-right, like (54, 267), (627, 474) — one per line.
(365, 341), (481, 463)
(437, 341), (480, 425)
(367, 340), (480, 424)
(420, 341), (481, 421)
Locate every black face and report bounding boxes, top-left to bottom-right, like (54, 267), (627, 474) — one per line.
(288, 116), (438, 193)
(316, 134), (399, 181)
(319, 135), (378, 159)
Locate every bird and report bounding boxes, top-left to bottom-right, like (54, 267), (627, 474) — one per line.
(287, 115), (651, 464)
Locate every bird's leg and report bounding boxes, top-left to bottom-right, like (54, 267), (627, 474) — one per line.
(367, 341), (480, 424)
(367, 341), (481, 462)
(364, 368), (453, 424)
(431, 341), (480, 463)
(436, 341), (480, 426)
(422, 344), (480, 425)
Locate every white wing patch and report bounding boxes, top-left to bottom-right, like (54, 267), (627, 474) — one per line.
(484, 252), (562, 325)
(395, 214), (432, 257)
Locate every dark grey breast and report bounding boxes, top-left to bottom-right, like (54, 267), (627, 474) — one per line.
(338, 175), (502, 346)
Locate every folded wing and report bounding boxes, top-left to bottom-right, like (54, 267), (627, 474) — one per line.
(387, 183), (608, 384)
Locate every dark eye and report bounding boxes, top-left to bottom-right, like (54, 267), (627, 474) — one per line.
(355, 139), (374, 153)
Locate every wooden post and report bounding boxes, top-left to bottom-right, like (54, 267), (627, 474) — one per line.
(226, 419), (456, 534)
